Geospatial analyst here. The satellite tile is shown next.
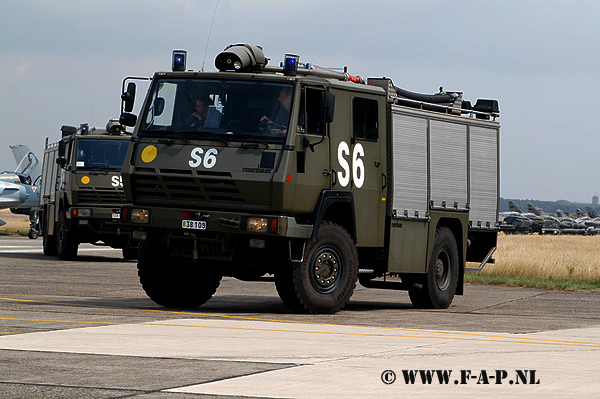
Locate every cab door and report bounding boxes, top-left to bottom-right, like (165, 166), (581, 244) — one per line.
(329, 91), (387, 247)
(290, 86), (331, 214)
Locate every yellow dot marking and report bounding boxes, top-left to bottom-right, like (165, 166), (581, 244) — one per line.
(81, 176), (90, 185)
(141, 145), (158, 163)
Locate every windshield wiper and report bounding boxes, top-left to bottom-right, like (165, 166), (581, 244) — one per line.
(142, 130), (230, 145)
(229, 133), (270, 149)
(78, 167), (111, 173)
(193, 131), (230, 145)
(158, 134), (190, 144)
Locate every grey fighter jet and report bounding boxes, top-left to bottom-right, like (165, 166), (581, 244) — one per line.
(0, 145), (41, 238)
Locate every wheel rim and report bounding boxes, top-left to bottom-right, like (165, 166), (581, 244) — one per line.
(309, 246), (342, 294)
(435, 249), (451, 291)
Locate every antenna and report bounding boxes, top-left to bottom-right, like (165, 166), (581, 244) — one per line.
(201, 0), (220, 72)
(91, 90), (94, 126)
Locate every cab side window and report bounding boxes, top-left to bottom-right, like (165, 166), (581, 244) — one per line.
(299, 87), (326, 134)
(353, 97), (378, 141)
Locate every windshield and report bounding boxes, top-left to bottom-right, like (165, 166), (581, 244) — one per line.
(140, 78), (294, 143)
(75, 139), (129, 170)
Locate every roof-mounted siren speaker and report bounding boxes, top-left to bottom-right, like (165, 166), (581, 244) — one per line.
(61, 125), (77, 138)
(473, 99), (499, 119)
(215, 44), (268, 72)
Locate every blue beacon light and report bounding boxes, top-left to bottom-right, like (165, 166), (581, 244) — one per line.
(283, 54), (299, 76)
(172, 50), (187, 71)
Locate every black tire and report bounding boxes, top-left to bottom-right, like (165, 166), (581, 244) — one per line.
(274, 261), (306, 313)
(56, 210), (78, 260)
(42, 216), (57, 256)
(137, 237), (221, 308)
(275, 221), (358, 314)
(409, 227), (459, 309)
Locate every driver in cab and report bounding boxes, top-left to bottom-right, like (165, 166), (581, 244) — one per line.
(260, 86), (292, 134)
(173, 95), (210, 131)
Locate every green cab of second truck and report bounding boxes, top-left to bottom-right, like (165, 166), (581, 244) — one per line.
(120, 45), (500, 313)
(40, 123), (137, 260)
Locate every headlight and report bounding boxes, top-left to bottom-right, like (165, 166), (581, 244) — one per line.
(248, 217), (268, 232)
(73, 208), (91, 217)
(131, 209), (150, 223)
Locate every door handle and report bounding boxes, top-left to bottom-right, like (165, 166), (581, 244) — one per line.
(323, 169), (338, 187)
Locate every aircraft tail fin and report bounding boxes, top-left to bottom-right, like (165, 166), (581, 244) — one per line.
(586, 207), (597, 218)
(508, 201), (522, 213)
(527, 203), (538, 215)
(10, 145), (31, 166)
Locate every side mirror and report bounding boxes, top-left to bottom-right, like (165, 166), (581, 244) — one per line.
(119, 113), (137, 127)
(58, 140), (66, 158)
(121, 82), (136, 113)
(56, 157), (67, 167)
(153, 97), (165, 117)
(320, 91), (335, 124)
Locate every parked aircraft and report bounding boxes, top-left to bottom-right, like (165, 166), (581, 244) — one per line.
(525, 203), (561, 234)
(0, 145), (41, 238)
(555, 209), (588, 234)
(505, 201), (543, 233)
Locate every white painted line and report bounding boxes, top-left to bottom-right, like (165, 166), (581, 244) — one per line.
(0, 246), (41, 248)
(0, 247), (121, 253)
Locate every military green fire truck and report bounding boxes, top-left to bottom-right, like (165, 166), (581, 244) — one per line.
(40, 122), (137, 260)
(119, 45), (500, 313)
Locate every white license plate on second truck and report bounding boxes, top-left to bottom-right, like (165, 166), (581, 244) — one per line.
(182, 220), (207, 230)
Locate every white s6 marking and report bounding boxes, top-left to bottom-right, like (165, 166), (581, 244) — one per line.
(189, 147), (218, 168)
(337, 141), (365, 188)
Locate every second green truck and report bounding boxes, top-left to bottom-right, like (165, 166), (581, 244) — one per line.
(40, 122), (137, 260)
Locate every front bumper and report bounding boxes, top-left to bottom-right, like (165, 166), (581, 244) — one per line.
(120, 205), (312, 239)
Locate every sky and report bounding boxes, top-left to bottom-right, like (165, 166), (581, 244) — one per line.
(1, 0), (599, 203)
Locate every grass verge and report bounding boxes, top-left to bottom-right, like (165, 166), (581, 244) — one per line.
(0, 209), (31, 236)
(465, 272), (600, 292)
(466, 233), (600, 292)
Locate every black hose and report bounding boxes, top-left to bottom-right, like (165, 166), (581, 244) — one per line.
(394, 86), (457, 103)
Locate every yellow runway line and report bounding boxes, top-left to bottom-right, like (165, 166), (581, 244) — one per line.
(2, 297), (600, 348)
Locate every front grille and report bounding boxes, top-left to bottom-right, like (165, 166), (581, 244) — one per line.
(76, 187), (125, 204)
(132, 168), (244, 205)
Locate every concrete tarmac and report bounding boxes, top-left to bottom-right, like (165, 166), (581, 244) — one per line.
(1, 236), (599, 398)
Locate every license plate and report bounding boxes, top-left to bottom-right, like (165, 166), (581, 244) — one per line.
(182, 220), (207, 230)
(112, 212), (121, 219)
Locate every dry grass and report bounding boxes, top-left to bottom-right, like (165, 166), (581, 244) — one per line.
(0, 209), (30, 235)
(477, 233), (600, 283)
